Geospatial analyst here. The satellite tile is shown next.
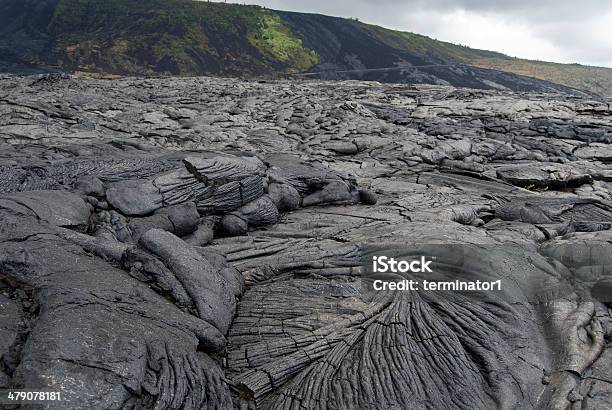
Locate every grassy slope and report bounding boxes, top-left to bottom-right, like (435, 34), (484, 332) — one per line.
(359, 22), (612, 97)
(466, 58), (612, 98)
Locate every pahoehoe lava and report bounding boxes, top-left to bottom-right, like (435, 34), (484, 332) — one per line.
(0, 73), (610, 409)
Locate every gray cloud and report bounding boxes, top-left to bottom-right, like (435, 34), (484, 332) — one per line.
(210, 0), (612, 67)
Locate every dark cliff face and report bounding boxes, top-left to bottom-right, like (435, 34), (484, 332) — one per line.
(278, 12), (435, 70)
(0, 0), (601, 95)
(0, 0), (59, 72)
(277, 11), (586, 93)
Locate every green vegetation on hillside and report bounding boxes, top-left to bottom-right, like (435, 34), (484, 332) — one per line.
(47, 0), (318, 75)
(10, 0), (610, 95)
(248, 14), (318, 72)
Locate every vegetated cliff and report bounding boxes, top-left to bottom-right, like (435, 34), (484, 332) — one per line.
(1, 0), (611, 95)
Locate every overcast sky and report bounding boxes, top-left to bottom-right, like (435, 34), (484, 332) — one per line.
(211, 0), (612, 68)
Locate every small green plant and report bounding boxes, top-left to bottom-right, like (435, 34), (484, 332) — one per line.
(524, 183), (549, 193)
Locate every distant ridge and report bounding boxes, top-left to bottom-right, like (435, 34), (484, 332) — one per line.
(1, 0), (610, 96)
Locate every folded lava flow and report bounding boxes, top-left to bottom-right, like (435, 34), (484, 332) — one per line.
(0, 74), (610, 409)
